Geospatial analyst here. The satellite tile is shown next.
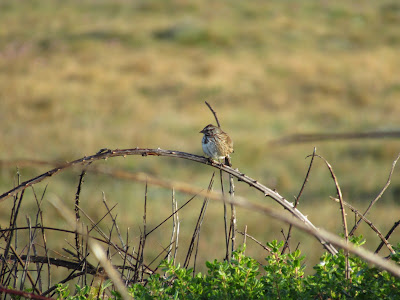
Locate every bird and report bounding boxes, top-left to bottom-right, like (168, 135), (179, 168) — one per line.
(200, 124), (234, 161)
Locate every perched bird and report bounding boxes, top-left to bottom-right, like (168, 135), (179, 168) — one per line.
(200, 124), (233, 161)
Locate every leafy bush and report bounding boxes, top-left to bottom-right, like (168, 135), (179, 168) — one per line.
(56, 238), (400, 299)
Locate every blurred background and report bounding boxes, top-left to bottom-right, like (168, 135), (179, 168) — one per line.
(1, 0), (400, 273)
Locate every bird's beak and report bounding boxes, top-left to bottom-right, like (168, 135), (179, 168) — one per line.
(199, 129), (204, 133)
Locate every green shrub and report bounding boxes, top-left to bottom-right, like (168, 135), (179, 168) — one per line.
(57, 239), (400, 299)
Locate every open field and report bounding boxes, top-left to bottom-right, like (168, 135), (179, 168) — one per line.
(1, 0), (400, 279)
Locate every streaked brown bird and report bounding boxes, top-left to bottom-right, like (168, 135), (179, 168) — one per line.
(200, 124), (234, 160)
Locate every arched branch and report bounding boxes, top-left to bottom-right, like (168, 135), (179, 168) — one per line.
(0, 147), (338, 255)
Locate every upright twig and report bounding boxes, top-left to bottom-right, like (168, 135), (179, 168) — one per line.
(205, 101), (236, 257)
(205, 101), (221, 128)
(32, 185), (50, 291)
(206, 101), (229, 259)
(102, 193), (125, 250)
(282, 147), (316, 254)
(133, 226), (144, 283)
(76, 205), (139, 267)
(50, 196), (131, 300)
(184, 173), (214, 270)
(316, 155), (349, 280)
(1, 190), (25, 287)
(122, 229), (131, 284)
(174, 207), (180, 264)
(141, 182), (148, 279)
(20, 217), (34, 292)
(168, 189), (177, 264)
(349, 152), (400, 236)
(243, 225), (247, 255)
(220, 170), (229, 260)
(74, 170), (86, 261)
(227, 156), (236, 256)
(9, 245), (41, 295)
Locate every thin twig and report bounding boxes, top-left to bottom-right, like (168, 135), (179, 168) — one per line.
(243, 225), (247, 254)
(50, 196), (131, 300)
(9, 245), (41, 295)
(76, 205), (145, 270)
(168, 189), (177, 264)
(145, 193), (198, 237)
(376, 220), (400, 254)
(205, 101), (236, 258)
(349, 152), (400, 236)
(20, 216), (35, 292)
(206, 101), (237, 256)
(102, 193), (125, 250)
(1, 226), (152, 272)
(330, 197), (395, 254)
(282, 147), (316, 254)
(174, 207), (180, 264)
(141, 182), (148, 279)
(218, 195), (400, 278)
(133, 227), (143, 283)
(184, 173), (214, 270)
(193, 177), (212, 274)
(33, 185), (50, 290)
(236, 230), (272, 253)
(220, 169), (229, 260)
(205, 101), (221, 128)
(1, 190), (25, 285)
(228, 156), (236, 257)
(316, 154), (350, 280)
(74, 170), (86, 260)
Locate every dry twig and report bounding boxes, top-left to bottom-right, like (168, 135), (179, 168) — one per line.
(330, 197), (395, 254)
(376, 220), (400, 254)
(349, 152), (400, 236)
(316, 154), (350, 279)
(282, 147), (316, 254)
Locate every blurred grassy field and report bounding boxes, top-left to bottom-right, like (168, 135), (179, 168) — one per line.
(1, 0), (400, 274)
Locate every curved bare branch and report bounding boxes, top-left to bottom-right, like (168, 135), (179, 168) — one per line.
(0, 148), (338, 255)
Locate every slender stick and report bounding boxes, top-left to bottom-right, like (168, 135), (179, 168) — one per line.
(205, 101), (236, 256)
(184, 173), (214, 270)
(243, 225), (247, 255)
(50, 196), (131, 300)
(205, 101), (221, 128)
(74, 170), (86, 260)
(141, 181), (147, 278)
(349, 152), (400, 236)
(220, 169), (229, 260)
(227, 156), (236, 256)
(236, 230), (272, 253)
(330, 197), (395, 254)
(375, 220), (400, 254)
(282, 147), (316, 254)
(168, 189), (177, 264)
(316, 155), (349, 279)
